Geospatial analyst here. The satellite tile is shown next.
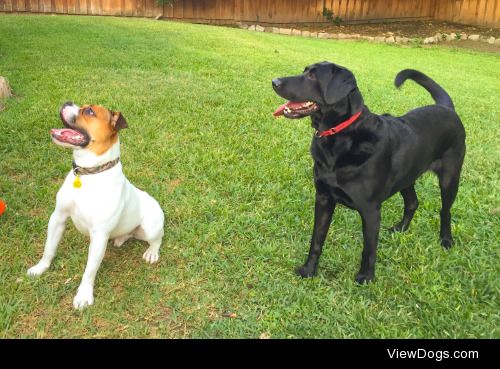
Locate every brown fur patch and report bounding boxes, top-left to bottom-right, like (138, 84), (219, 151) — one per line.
(73, 105), (123, 156)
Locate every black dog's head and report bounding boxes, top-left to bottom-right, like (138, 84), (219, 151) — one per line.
(272, 61), (363, 125)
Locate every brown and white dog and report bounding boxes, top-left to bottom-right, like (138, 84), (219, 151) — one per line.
(27, 102), (164, 309)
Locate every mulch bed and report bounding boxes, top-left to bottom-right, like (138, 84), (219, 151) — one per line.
(301, 20), (500, 38)
(289, 20), (500, 52)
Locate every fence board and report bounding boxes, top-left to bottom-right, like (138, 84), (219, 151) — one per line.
(54, 0), (63, 13)
(121, 0), (135, 15)
(27, 0), (37, 12)
(77, 0), (87, 14)
(41, 0), (51, 12)
(489, 0), (499, 25)
(17, 0), (27, 11)
(3, 0), (12, 11)
(434, 0), (499, 26)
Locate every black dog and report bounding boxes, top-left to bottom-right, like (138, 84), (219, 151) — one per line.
(272, 62), (465, 283)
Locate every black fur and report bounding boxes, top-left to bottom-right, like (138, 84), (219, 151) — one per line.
(272, 62), (466, 283)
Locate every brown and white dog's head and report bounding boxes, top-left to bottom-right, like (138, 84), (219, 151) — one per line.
(52, 102), (128, 155)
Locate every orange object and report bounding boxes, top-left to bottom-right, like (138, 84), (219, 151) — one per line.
(0, 199), (6, 216)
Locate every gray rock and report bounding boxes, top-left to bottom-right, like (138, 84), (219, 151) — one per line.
(292, 29), (302, 36)
(302, 31), (311, 38)
(374, 36), (386, 42)
(248, 25), (256, 31)
(423, 37), (435, 44)
(487, 36), (495, 44)
(495, 38), (500, 45)
(272, 27), (280, 34)
(385, 36), (396, 43)
(309, 32), (318, 38)
(434, 33), (443, 42)
(445, 33), (456, 41)
(468, 34), (480, 41)
(318, 32), (330, 39)
(395, 36), (409, 43)
(255, 25), (265, 32)
(279, 28), (292, 35)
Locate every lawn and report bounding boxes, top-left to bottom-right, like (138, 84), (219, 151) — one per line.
(0, 14), (498, 339)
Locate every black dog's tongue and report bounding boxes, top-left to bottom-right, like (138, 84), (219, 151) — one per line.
(273, 101), (307, 117)
(273, 102), (288, 116)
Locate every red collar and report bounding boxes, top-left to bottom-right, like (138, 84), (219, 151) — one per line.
(315, 111), (362, 138)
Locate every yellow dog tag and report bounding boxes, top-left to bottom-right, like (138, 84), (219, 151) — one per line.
(73, 175), (82, 188)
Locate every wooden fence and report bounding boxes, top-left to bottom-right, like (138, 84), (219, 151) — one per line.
(0, 0), (498, 27)
(434, 0), (499, 28)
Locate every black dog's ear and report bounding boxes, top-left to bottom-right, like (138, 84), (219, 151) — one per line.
(319, 65), (357, 105)
(111, 111), (128, 131)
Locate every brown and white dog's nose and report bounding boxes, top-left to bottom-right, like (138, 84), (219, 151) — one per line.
(60, 101), (79, 127)
(60, 101), (75, 113)
(60, 101), (75, 116)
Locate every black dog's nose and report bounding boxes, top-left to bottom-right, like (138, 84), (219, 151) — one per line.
(272, 78), (282, 89)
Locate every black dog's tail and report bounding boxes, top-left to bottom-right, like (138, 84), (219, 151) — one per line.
(395, 69), (454, 110)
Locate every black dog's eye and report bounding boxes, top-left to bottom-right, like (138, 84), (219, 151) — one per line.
(306, 69), (317, 80)
(84, 107), (95, 116)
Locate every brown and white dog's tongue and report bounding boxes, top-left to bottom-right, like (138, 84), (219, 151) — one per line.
(51, 128), (86, 146)
(273, 101), (308, 116)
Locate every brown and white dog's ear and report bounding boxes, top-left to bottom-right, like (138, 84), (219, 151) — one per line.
(111, 111), (128, 131)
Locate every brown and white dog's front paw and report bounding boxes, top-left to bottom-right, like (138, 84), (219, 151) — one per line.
(143, 246), (160, 264)
(27, 262), (50, 277)
(73, 285), (94, 310)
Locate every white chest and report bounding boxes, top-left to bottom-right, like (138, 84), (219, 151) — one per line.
(57, 167), (140, 237)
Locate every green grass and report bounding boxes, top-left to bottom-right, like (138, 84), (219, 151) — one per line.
(0, 14), (499, 338)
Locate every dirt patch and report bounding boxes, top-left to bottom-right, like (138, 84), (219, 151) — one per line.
(300, 20), (500, 39)
(265, 20), (500, 53)
(168, 178), (183, 192)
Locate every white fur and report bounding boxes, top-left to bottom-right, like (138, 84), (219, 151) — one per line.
(28, 126), (164, 310)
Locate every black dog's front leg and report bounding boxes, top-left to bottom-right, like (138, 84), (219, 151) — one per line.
(356, 205), (381, 283)
(296, 192), (336, 278)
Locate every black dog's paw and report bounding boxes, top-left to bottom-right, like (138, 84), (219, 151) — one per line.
(355, 272), (374, 284)
(295, 265), (316, 278)
(440, 237), (453, 249)
(388, 222), (407, 233)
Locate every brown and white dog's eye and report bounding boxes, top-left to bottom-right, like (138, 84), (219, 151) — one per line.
(83, 107), (95, 116)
